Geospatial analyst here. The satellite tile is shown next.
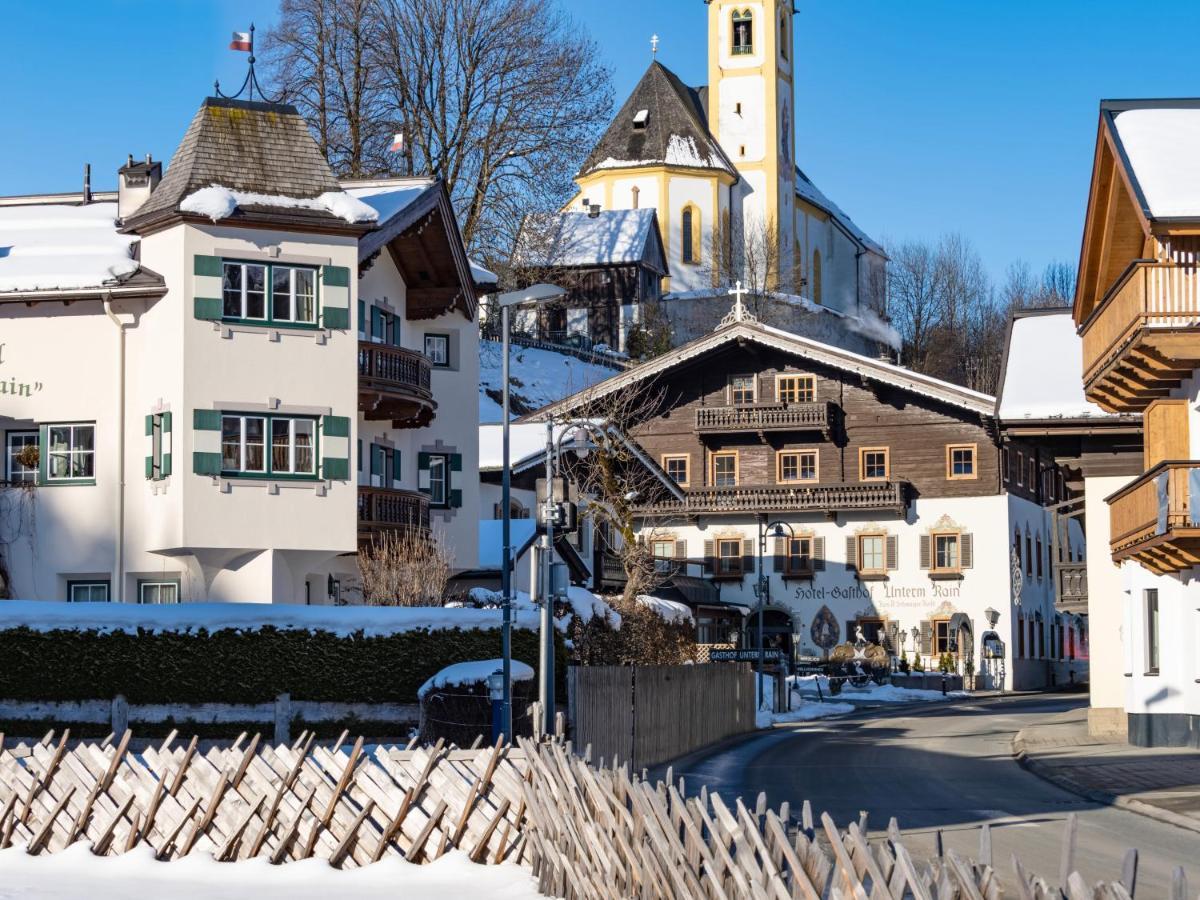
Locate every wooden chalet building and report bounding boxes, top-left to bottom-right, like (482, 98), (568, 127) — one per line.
(537, 298), (1085, 690)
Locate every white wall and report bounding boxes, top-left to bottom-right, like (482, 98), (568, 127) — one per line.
(1084, 474), (1130, 733)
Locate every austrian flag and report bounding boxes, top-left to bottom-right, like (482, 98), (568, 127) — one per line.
(230, 31), (252, 52)
(389, 133), (404, 153)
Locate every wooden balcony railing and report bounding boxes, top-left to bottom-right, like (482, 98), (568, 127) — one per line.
(1081, 261), (1200, 411)
(1108, 461), (1200, 572)
(358, 486), (430, 537)
(636, 481), (908, 517)
(695, 402), (833, 435)
(1054, 562), (1088, 615)
(358, 342), (436, 426)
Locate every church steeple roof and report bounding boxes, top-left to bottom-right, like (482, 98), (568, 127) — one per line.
(577, 62), (736, 179)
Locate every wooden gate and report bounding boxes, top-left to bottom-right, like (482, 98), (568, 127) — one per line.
(569, 663), (754, 770)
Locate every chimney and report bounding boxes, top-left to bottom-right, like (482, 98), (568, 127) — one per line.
(82, 164), (92, 205)
(118, 152), (163, 220)
(588, 203), (601, 218)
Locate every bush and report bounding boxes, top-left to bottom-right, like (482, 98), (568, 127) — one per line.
(0, 625), (568, 705)
(570, 598), (695, 666)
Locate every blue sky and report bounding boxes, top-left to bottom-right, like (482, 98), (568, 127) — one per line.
(3, 1), (1196, 281)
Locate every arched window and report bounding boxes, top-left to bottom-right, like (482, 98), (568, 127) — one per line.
(811, 248), (822, 304)
(732, 9), (753, 55)
(681, 205), (699, 264)
(780, 12), (788, 60)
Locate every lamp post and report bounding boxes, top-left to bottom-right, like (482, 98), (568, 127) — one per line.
(495, 284), (566, 740)
(756, 518), (795, 710)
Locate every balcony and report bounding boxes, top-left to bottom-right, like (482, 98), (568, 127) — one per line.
(1108, 461), (1200, 573)
(358, 342), (436, 427)
(1054, 562), (1088, 615)
(636, 481), (909, 517)
(695, 402), (834, 437)
(1080, 261), (1200, 412)
(358, 486), (430, 541)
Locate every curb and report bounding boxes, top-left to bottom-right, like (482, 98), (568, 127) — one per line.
(1011, 731), (1200, 836)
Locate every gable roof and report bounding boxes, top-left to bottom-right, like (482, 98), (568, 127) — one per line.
(795, 166), (886, 258)
(125, 97), (369, 233)
(1104, 99), (1200, 223)
(578, 62), (737, 179)
(512, 208), (669, 275)
(532, 313), (995, 421)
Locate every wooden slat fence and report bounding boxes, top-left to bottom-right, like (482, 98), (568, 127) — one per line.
(570, 664), (755, 770)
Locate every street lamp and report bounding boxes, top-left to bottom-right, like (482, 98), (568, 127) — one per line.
(495, 284), (566, 740)
(757, 518), (795, 710)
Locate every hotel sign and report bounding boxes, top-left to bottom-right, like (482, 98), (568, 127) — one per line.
(0, 343), (45, 400)
(792, 582), (962, 610)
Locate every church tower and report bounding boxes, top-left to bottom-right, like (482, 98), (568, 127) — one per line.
(707, 0), (797, 287)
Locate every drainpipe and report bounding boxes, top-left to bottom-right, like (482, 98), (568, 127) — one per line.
(103, 295), (129, 601)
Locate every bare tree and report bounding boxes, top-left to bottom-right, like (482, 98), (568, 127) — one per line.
(359, 526), (452, 606)
(887, 239), (944, 372)
(267, 0), (613, 262)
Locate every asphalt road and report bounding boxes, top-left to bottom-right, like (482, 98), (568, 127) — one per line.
(666, 694), (1200, 895)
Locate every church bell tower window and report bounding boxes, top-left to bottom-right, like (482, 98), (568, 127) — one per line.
(732, 10), (753, 55)
(780, 12), (789, 60)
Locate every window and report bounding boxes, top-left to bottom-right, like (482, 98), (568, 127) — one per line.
(1017, 616), (1026, 658)
(811, 249), (822, 304)
(858, 534), (885, 574)
(681, 206), (699, 264)
(68, 581), (110, 602)
(1028, 457), (1037, 494)
(222, 261), (317, 325)
(652, 538), (676, 573)
(424, 334), (450, 367)
(786, 537), (812, 575)
(934, 619), (953, 654)
(662, 454), (690, 486)
(729, 374), (756, 405)
(1016, 452), (1025, 486)
(46, 424), (95, 482)
(934, 533), (960, 572)
(138, 580), (180, 604)
(711, 452), (738, 487)
(779, 12), (788, 59)
(1001, 447), (1009, 484)
(776, 374), (814, 404)
(222, 415), (316, 478)
(716, 538), (743, 576)
(732, 9), (753, 55)
(1036, 536), (1043, 579)
(1145, 589), (1160, 674)
(146, 412), (173, 481)
(777, 450), (817, 483)
(6, 431), (38, 483)
(946, 444), (976, 480)
(859, 447), (889, 481)
(428, 453), (449, 507)
(1025, 533), (1033, 577)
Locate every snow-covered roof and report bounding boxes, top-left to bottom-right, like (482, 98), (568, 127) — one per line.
(1109, 104), (1200, 220)
(0, 202), (143, 294)
(344, 179), (434, 224)
(795, 167), (886, 258)
(470, 258), (499, 285)
(534, 315), (995, 421)
(996, 310), (1123, 421)
(512, 208), (666, 272)
(180, 186), (378, 224)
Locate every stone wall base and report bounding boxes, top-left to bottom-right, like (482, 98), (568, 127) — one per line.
(1128, 712), (1200, 748)
(1087, 706), (1127, 738)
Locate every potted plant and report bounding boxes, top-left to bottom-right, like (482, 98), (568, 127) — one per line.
(14, 444), (38, 482)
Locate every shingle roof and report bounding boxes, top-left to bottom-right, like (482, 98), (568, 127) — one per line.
(125, 97), (346, 230)
(578, 62), (736, 179)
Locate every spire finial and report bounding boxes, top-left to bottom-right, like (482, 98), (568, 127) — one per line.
(651, 34), (660, 57)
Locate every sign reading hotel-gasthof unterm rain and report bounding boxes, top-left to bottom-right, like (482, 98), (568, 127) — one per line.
(0, 342), (44, 400)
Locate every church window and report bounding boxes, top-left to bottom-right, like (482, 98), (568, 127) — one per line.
(732, 9), (753, 55)
(681, 205), (700, 264)
(811, 249), (822, 305)
(780, 13), (789, 60)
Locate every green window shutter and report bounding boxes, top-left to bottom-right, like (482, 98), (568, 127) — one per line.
(323, 457), (350, 480)
(145, 414), (154, 436)
(193, 452), (222, 475)
(162, 411), (172, 434)
(323, 415), (350, 438)
(194, 297), (222, 320)
(322, 265), (351, 287)
(357, 439), (362, 472)
(193, 255), (223, 277)
(449, 453), (463, 472)
(358, 299), (365, 332)
(161, 452), (172, 477)
(449, 488), (463, 509)
(145, 456), (154, 478)
(417, 452), (431, 470)
(371, 445), (384, 478)
(322, 307), (350, 330)
(392, 449), (402, 481)
(193, 409), (222, 431)
(38, 425), (47, 484)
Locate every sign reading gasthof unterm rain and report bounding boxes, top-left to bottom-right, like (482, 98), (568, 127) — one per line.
(0, 343), (44, 399)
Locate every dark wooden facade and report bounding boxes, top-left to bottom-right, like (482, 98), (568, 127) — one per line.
(533, 263), (664, 350)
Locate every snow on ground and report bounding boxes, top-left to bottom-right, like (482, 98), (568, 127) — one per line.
(1112, 107), (1200, 219)
(0, 202), (138, 293)
(756, 675), (851, 727)
(180, 186), (379, 224)
(479, 340), (621, 422)
(636, 595), (694, 624)
(789, 675), (968, 704)
(418, 659), (535, 699)
(998, 312), (1120, 420)
(0, 843), (541, 900)
(0, 600), (539, 637)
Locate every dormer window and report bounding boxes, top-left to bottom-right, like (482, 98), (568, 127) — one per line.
(732, 10), (753, 55)
(633, 108), (649, 129)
